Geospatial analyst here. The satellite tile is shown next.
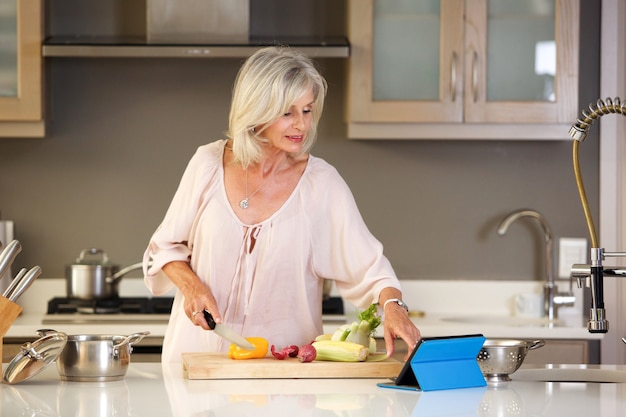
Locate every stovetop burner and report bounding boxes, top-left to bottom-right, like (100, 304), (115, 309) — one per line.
(47, 297), (174, 315)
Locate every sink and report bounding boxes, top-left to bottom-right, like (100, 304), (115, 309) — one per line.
(441, 315), (563, 327)
(512, 365), (626, 383)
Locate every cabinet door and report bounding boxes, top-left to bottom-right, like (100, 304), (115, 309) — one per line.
(0, 0), (43, 136)
(347, 0), (580, 139)
(464, 0), (578, 124)
(347, 0), (464, 123)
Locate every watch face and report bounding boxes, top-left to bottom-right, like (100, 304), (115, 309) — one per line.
(398, 300), (409, 311)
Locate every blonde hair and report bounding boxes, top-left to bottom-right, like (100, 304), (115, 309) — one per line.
(227, 46), (327, 167)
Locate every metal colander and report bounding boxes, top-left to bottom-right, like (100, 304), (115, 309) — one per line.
(477, 339), (545, 383)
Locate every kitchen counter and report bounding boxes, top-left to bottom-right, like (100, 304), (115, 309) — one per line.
(5, 310), (602, 344)
(1, 362), (625, 416)
(5, 279), (602, 341)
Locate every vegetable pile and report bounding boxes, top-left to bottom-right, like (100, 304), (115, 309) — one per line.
(329, 303), (381, 350)
(228, 303), (386, 363)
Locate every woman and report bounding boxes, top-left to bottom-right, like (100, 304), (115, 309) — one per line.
(143, 46), (421, 362)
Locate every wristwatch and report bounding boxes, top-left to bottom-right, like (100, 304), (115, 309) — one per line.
(383, 298), (409, 313)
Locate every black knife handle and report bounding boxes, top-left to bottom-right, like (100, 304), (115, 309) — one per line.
(203, 310), (216, 330)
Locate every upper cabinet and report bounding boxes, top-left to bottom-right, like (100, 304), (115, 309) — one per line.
(347, 0), (580, 140)
(0, 0), (44, 138)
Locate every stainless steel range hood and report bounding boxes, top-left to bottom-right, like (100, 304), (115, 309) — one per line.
(42, 37), (350, 59)
(42, 0), (349, 59)
(146, 0), (249, 45)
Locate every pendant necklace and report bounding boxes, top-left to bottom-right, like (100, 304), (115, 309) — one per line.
(239, 158), (288, 209)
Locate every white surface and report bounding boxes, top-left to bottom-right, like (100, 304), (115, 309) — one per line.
(513, 364), (626, 383)
(1, 362), (625, 416)
(558, 237), (588, 278)
(598, 0), (626, 364)
(4, 279), (600, 342)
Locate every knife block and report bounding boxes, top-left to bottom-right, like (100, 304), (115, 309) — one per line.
(0, 296), (22, 362)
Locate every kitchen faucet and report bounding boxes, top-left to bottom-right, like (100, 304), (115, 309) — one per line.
(568, 96), (626, 333)
(497, 209), (575, 321)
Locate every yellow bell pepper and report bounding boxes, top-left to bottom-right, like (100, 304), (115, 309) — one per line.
(228, 337), (269, 360)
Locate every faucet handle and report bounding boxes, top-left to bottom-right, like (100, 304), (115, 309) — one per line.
(570, 263), (591, 289)
(573, 275), (589, 289)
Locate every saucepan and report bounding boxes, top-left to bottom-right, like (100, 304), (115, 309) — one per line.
(56, 330), (150, 382)
(65, 248), (144, 300)
(3, 329), (150, 384)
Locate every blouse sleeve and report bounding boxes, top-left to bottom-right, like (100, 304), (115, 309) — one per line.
(143, 143), (221, 295)
(307, 160), (401, 309)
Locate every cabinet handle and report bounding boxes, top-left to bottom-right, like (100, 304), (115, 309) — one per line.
(450, 51), (457, 102)
(471, 51), (478, 102)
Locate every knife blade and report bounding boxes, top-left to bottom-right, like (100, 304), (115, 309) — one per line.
(203, 310), (255, 350)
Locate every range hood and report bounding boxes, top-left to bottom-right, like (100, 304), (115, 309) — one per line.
(42, 36), (350, 59)
(43, 0), (349, 59)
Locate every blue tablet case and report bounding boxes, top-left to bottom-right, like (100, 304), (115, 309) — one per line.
(378, 334), (487, 392)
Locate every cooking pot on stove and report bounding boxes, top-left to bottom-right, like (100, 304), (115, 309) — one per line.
(65, 248), (143, 300)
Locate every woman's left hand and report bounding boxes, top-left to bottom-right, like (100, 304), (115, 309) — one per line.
(379, 289), (421, 361)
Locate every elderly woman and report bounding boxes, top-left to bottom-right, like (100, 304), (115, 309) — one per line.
(143, 46), (420, 362)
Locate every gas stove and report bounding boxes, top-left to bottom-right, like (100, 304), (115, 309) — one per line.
(42, 297), (174, 325)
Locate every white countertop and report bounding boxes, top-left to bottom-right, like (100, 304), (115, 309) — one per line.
(1, 362), (625, 416)
(5, 310), (602, 343)
(4, 279), (602, 342)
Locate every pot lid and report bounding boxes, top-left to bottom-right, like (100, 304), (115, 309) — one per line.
(3, 330), (67, 384)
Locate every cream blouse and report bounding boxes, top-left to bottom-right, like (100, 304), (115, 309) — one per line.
(143, 140), (401, 362)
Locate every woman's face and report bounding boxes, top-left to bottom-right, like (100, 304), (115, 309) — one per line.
(260, 90), (314, 154)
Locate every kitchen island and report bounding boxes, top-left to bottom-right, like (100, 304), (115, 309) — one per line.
(1, 362), (625, 416)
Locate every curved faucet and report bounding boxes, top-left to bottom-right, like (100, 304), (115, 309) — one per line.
(569, 97), (626, 333)
(497, 209), (573, 321)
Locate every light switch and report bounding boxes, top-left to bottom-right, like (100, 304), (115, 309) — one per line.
(558, 238), (588, 279)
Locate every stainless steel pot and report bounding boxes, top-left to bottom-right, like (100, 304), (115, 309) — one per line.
(56, 331), (149, 382)
(65, 248), (143, 300)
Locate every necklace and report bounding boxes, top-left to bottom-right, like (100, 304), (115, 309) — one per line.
(239, 159), (288, 209)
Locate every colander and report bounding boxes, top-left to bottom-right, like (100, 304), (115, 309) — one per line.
(477, 339), (545, 383)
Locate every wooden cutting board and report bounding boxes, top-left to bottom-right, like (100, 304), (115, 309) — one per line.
(182, 353), (404, 380)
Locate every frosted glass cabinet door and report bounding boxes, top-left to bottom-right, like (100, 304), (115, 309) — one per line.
(0, 0), (42, 122)
(0, 0), (18, 99)
(347, 0), (579, 138)
(464, 0), (578, 124)
(348, 0), (464, 123)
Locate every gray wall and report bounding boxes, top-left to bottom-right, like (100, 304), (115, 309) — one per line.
(0, 0), (600, 282)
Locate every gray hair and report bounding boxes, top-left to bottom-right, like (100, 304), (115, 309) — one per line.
(227, 46), (327, 167)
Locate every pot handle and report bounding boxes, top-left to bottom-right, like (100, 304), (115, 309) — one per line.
(107, 261), (151, 283)
(527, 339), (545, 350)
(113, 331), (151, 350)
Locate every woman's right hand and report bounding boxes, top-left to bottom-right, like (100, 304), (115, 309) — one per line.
(162, 260), (222, 329)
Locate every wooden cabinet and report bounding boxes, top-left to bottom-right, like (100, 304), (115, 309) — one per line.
(382, 338), (600, 364)
(0, 0), (44, 137)
(525, 339), (600, 365)
(347, 0), (580, 140)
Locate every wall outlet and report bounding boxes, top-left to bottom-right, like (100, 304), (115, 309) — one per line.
(558, 237), (588, 279)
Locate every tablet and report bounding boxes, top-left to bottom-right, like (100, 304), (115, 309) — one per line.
(377, 334), (486, 391)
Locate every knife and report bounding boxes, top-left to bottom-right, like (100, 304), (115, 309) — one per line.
(203, 310), (255, 350)
(8, 265), (41, 302)
(0, 240), (22, 282)
(2, 267), (27, 299)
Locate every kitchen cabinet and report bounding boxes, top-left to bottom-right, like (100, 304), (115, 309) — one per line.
(347, 0), (580, 140)
(525, 338), (600, 364)
(0, 0), (44, 137)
